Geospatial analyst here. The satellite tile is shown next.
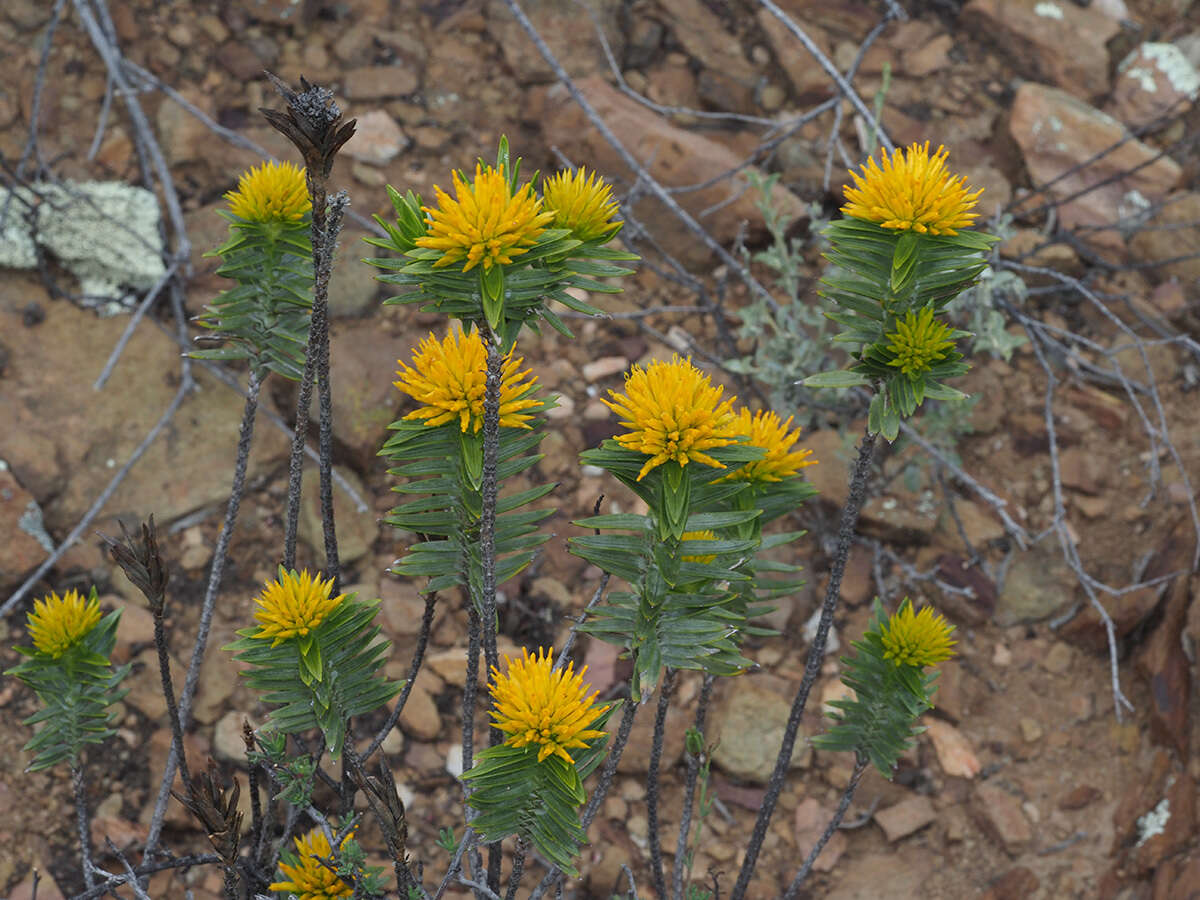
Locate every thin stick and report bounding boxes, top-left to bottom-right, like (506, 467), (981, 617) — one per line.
(781, 757), (868, 899)
(504, 837), (529, 900)
(315, 192), (348, 590)
(671, 674), (714, 900)
(71, 764), (97, 890)
(478, 331), (506, 892)
(730, 429), (878, 900)
(646, 671), (675, 900)
(361, 592), (439, 762)
(144, 373), (260, 860)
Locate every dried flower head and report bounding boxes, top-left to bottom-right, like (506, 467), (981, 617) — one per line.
(841, 141), (982, 236)
(395, 328), (541, 432)
(680, 529), (718, 564)
(490, 647), (610, 765)
(268, 827), (354, 900)
(880, 601), (956, 668)
(541, 167), (621, 242)
(225, 161), (311, 223)
(720, 408), (817, 483)
(884, 307), (956, 378)
(603, 356), (741, 481)
(27, 589), (102, 658)
(251, 569), (346, 647)
(415, 163), (555, 272)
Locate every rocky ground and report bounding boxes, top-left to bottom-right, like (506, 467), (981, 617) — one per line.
(1, 0), (1200, 898)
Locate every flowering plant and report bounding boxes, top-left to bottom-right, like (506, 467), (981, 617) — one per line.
(5, 588), (128, 772)
(804, 142), (997, 439)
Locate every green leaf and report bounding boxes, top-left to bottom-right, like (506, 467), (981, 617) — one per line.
(803, 370), (872, 389)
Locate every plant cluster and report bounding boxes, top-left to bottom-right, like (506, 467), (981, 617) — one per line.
(5, 92), (989, 900)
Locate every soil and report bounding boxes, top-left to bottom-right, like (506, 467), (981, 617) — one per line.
(1, 1), (1199, 899)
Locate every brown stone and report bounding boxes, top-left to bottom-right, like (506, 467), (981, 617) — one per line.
(1008, 83), (1182, 261)
(793, 797), (848, 871)
(342, 65), (419, 100)
(963, 0), (1118, 99)
(1059, 784), (1102, 810)
(756, 11), (835, 101)
(1129, 192), (1200, 289)
(973, 782), (1033, 854)
(1107, 42), (1199, 132)
(0, 467), (47, 588)
(874, 794), (936, 842)
(981, 867), (1040, 900)
(540, 77), (808, 266)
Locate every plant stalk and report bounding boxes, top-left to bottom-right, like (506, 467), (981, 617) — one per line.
(646, 671), (675, 900)
(782, 756), (869, 898)
(144, 371), (261, 860)
(730, 428), (877, 900)
(671, 674), (714, 900)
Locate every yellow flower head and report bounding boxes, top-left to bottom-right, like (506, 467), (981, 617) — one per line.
(680, 529), (718, 564)
(27, 589), (102, 658)
(841, 141), (982, 236)
(490, 647), (610, 765)
(251, 569), (346, 647)
(880, 600), (956, 668)
(541, 167), (621, 242)
(602, 356), (741, 481)
(268, 827), (354, 900)
(720, 408), (817, 483)
(884, 307), (956, 378)
(415, 162), (555, 272)
(394, 328), (541, 433)
(225, 160), (311, 223)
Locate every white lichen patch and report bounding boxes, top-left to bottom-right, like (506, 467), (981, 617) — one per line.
(1034, 2), (1065, 19)
(1119, 43), (1200, 98)
(0, 180), (166, 311)
(1135, 796), (1170, 847)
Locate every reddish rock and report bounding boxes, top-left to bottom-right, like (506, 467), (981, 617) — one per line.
(342, 65), (419, 100)
(1129, 192), (1200, 288)
(1135, 575), (1191, 757)
(1009, 83), (1182, 260)
(981, 867), (1040, 900)
(926, 719), (982, 779)
(973, 782), (1033, 854)
(756, 10), (835, 101)
(793, 797), (848, 872)
(963, 0), (1118, 99)
(874, 794), (936, 842)
(1107, 42), (1199, 131)
(1059, 784), (1102, 810)
(539, 77), (808, 267)
(486, 0), (624, 85)
(343, 109), (409, 165)
(0, 467), (47, 588)
(1059, 586), (1160, 653)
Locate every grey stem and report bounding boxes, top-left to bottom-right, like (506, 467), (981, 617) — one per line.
(782, 757), (869, 899)
(671, 674), (714, 899)
(646, 672), (675, 899)
(143, 372), (261, 860)
(730, 428), (878, 900)
(72, 764), (96, 890)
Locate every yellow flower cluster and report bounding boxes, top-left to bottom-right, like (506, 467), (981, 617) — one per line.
(251, 569), (346, 647)
(416, 163), (554, 272)
(268, 827), (354, 900)
(880, 601), (956, 668)
(490, 647), (609, 765)
(603, 356), (740, 481)
(841, 142), (981, 236)
(27, 589), (102, 658)
(720, 408), (817, 484)
(542, 167), (621, 242)
(225, 160), (310, 223)
(884, 307), (955, 377)
(394, 328), (541, 433)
